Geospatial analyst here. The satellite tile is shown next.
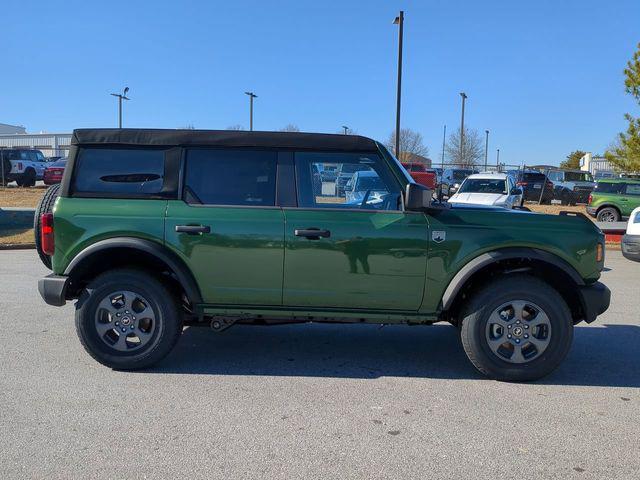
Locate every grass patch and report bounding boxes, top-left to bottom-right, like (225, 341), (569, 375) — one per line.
(0, 228), (35, 246)
(0, 186), (47, 208)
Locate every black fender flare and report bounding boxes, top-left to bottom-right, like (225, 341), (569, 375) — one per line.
(64, 237), (203, 304)
(441, 247), (584, 311)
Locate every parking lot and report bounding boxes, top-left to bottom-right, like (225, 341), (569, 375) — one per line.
(0, 249), (638, 479)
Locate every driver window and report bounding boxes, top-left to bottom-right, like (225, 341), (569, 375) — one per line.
(294, 152), (402, 210)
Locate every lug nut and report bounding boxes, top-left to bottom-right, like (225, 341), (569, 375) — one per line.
(508, 325), (512, 329)
(515, 339), (520, 343)
(121, 328), (126, 333)
(115, 322), (119, 326)
(130, 325), (135, 330)
(524, 334), (529, 338)
(116, 313), (121, 317)
(507, 335), (512, 339)
(524, 325), (529, 329)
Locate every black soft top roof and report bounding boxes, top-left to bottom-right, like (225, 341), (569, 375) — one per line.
(72, 128), (379, 152)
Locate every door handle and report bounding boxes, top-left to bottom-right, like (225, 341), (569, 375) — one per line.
(175, 225), (211, 235)
(294, 228), (331, 240)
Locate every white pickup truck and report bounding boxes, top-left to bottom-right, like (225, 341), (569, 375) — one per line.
(0, 149), (48, 187)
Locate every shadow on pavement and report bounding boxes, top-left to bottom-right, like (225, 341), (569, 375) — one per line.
(148, 323), (640, 387)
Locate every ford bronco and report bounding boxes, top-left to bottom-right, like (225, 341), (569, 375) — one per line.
(37, 129), (610, 381)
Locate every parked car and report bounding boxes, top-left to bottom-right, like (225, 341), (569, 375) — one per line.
(344, 170), (389, 206)
(586, 179), (640, 222)
(0, 148), (48, 186)
(515, 170), (554, 203)
(37, 128), (610, 381)
(401, 162), (437, 189)
(448, 173), (523, 209)
(43, 159), (67, 185)
(622, 206), (640, 262)
(545, 169), (595, 205)
(335, 162), (371, 197)
(439, 168), (479, 197)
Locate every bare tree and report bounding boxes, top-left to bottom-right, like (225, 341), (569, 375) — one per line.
(180, 123), (195, 130)
(386, 128), (429, 162)
(279, 124), (300, 132)
(444, 127), (483, 166)
(226, 124), (244, 130)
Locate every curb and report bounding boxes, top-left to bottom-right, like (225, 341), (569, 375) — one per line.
(0, 243), (36, 250)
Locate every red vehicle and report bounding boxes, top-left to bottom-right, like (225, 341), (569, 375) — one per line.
(401, 162), (437, 190)
(43, 159), (66, 185)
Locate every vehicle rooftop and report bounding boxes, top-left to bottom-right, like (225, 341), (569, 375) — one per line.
(596, 178), (640, 183)
(466, 172), (508, 179)
(71, 128), (379, 152)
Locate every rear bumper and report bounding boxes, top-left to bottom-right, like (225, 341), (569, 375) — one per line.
(622, 234), (640, 262)
(586, 206), (597, 217)
(38, 274), (69, 306)
(578, 281), (611, 323)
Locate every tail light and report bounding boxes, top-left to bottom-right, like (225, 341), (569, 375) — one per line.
(17, 162), (23, 170)
(41, 213), (55, 255)
(588, 193), (593, 204)
(517, 181), (528, 186)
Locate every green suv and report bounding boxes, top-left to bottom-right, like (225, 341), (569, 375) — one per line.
(37, 129), (610, 381)
(586, 179), (640, 222)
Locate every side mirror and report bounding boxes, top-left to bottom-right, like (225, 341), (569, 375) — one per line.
(405, 183), (432, 210)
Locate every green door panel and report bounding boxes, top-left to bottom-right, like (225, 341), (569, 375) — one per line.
(52, 198), (168, 274)
(164, 201), (284, 305)
(282, 209), (429, 310)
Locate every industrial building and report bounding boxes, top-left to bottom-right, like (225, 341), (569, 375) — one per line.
(0, 123), (72, 158)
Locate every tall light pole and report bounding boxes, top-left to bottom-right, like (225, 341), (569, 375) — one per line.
(393, 11), (404, 158)
(110, 87), (130, 128)
(342, 125), (349, 135)
(244, 92), (257, 131)
(496, 148), (500, 168)
(459, 92), (467, 165)
(484, 129), (489, 171)
(441, 124), (446, 170)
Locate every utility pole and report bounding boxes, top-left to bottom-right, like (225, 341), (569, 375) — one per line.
(441, 124), (446, 170)
(393, 11), (404, 157)
(110, 87), (130, 128)
(244, 92), (257, 131)
(484, 130), (489, 171)
(496, 148), (500, 168)
(459, 92), (467, 166)
(342, 125), (349, 135)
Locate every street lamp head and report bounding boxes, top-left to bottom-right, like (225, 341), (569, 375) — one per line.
(245, 91), (257, 98)
(460, 92), (467, 99)
(124, 87), (129, 95)
(486, 129), (489, 134)
(393, 10), (403, 24)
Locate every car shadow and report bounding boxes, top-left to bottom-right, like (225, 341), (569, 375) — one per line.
(147, 323), (640, 388)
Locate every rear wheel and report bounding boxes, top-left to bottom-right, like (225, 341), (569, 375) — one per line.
(17, 168), (36, 187)
(460, 275), (573, 382)
(34, 184), (60, 269)
(75, 269), (183, 370)
(596, 207), (620, 222)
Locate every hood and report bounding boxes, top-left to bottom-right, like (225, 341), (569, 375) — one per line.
(448, 192), (506, 206)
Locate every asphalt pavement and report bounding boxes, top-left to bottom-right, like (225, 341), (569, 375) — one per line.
(0, 250), (638, 479)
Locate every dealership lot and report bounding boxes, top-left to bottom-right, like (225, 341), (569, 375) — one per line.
(0, 250), (638, 479)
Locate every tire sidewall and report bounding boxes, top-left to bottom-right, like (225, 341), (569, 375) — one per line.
(462, 277), (573, 381)
(75, 271), (181, 369)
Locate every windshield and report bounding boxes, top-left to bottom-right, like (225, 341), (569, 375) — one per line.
(459, 178), (506, 194)
(340, 163), (370, 174)
(356, 175), (385, 191)
(564, 171), (593, 182)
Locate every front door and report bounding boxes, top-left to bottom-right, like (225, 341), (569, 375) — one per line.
(165, 148), (284, 306)
(282, 151), (429, 311)
(622, 183), (640, 217)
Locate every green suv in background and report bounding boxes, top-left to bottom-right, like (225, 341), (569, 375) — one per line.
(37, 129), (610, 381)
(586, 179), (640, 222)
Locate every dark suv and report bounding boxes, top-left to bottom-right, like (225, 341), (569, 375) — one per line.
(36, 129), (610, 381)
(516, 170), (554, 203)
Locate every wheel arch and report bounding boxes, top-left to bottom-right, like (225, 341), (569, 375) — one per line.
(64, 237), (202, 305)
(441, 247), (586, 324)
(595, 203), (621, 216)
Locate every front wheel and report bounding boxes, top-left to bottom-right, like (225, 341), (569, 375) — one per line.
(596, 207), (620, 222)
(460, 275), (573, 382)
(75, 269), (183, 370)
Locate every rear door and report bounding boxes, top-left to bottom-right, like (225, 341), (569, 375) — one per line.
(164, 148), (284, 306)
(282, 151), (429, 311)
(622, 183), (640, 216)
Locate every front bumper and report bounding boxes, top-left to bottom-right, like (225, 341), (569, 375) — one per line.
(38, 274), (70, 306)
(578, 281), (611, 323)
(622, 234), (640, 262)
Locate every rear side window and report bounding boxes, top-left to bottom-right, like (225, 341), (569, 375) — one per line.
(184, 149), (277, 206)
(595, 182), (625, 194)
(626, 184), (640, 196)
(73, 148), (165, 195)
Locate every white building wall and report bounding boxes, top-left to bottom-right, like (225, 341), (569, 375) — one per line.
(0, 123), (26, 135)
(0, 133), (72, 158)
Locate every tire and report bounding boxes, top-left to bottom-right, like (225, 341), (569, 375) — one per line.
(75, 269), (183, 370)
(17, 168), (36, 187)
(596, 206), (620, 222)
(460, 274), (573, 382)
(34, 184), (61, 270)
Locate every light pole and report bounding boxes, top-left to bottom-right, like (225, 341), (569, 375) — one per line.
(110, 87), (130, 128)
(393, 11), (404, 157)
(441, 124), (446, 170)
(484, 129), (489, 171)
(244, 92), (257, 131)
(459, 92), (467, 165)
(496, 148), (500, 168)
(342, 125), (349, 135)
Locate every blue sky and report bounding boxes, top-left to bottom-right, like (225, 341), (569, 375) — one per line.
(1, 0), (638, 166)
